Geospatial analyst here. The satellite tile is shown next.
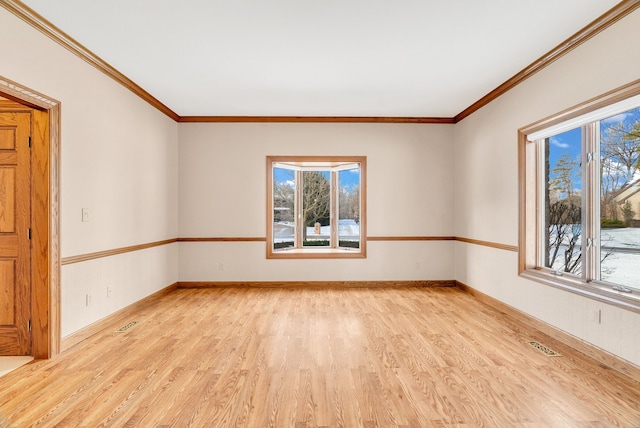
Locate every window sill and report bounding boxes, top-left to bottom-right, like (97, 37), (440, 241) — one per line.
(520, 268), (640, 314)
(267, 247), (366, 259)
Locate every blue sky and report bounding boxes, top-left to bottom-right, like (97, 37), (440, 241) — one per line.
(338, 169), (360, 189)
(548, 106), (640, 192)
(548, 127), (582, 190)
(274, 167), (360, 189)
(274, 167), (295, 185)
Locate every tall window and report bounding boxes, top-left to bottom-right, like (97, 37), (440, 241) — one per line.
(267, 156), (366, 259)
(520, 89), (640, 309)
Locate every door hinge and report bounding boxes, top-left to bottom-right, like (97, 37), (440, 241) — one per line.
(28, 228), (31, 239)
(28, 136), (32, 147)
(28, 320), (32, 332)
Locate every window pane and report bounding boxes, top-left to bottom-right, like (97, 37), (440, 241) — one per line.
(302, 170), (331, 247)
(273, 167), (295, 250)
(338, 167), (360, 248)
(544, 127), (583, 275)
(599, 107), (640, 290)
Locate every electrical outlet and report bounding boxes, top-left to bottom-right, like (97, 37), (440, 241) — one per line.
(85, 294), (92, 307)
(218, 262), (225, 271)
(107, 287), (112, 298)
(82, 208), (90, 222)
(591, 309), (602, 324)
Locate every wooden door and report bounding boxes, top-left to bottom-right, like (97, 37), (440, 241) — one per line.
(0, 111), (32, 355)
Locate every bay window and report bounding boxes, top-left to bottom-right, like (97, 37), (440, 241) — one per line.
(267, 156), (366, 259)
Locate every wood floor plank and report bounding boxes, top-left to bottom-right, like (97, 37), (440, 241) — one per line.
(0, 286), (639, 427)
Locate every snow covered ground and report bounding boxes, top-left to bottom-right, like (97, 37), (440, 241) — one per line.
(600, 228), (640, 288)
(601, 227), (640, 249)
(273, 219), (360, 242)
(549, 227), (639, 289)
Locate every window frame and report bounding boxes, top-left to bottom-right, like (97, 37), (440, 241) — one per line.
(266, 155), (367, 259)
(519, 79), (640, 313)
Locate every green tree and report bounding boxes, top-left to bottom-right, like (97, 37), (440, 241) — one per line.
(621, 200), (636, 226)
(549, 152), (580, 201)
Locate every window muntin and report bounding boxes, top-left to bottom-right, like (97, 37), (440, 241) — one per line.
(267, 156), (366, 259)
(522, 94), (640, 308)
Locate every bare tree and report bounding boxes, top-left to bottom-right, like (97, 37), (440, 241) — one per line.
(339, 184), (360, 222)
(621, 119), (640, 170)
(273, 180), (294, 223)
(603, 121), (640, 177)
(302, 171), (330, 241)
(601, 119), (640, 219)
(547, 200), (582, 273)
(545, 145), (582, 274)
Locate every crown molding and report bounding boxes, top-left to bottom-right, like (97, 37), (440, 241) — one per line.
(454, 0), (640, 123)
(178, 115), (455, 124)
(0, 0), (180, 121)
(3, 0), (638, 124)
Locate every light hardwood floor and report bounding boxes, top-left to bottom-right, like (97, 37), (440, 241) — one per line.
(1, 286), (639, 427)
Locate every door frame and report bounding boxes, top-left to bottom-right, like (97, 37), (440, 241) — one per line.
(0, 75), (60, 358)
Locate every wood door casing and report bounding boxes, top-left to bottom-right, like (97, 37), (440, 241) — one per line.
(1, 80), (59, 359)
(0, 111), (32, 355)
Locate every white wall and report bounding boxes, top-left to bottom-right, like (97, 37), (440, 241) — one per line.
(3, 3), (640, 368)
(178, 123), (455, 281)
(61, 245), (178, 337)
(0, 8), (180, 336)
(453, 8), (640, 366)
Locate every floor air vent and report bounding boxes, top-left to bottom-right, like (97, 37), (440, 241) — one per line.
(115, 321), (138, 333)
(528, 341), (561, 357)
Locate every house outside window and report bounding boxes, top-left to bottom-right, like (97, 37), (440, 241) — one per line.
(266, 156), (366, 259)
(520, 88), (640, 310)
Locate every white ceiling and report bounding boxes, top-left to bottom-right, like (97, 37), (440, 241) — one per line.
(20, 0), (621, 117)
